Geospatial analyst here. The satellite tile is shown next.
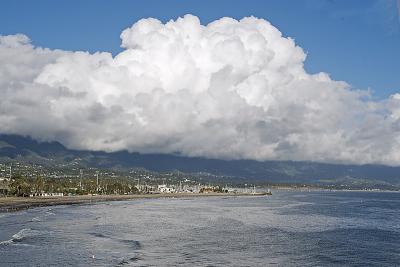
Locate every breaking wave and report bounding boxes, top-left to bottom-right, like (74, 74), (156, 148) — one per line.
(0, 228), (40, 246)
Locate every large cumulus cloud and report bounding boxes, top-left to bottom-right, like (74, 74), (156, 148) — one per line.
(1, 15), (400, 165)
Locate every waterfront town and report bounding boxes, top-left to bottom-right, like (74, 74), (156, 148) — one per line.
(0, 162), (246, 197)
(0, 160), (395, 198)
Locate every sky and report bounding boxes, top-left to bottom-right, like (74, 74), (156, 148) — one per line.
(1, 0), (400, 165)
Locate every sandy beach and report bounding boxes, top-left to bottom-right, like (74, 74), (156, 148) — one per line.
(0, 192), (266, 212)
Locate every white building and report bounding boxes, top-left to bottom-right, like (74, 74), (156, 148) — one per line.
(157, 184), (175, 193)
(29, 192), (64, 197)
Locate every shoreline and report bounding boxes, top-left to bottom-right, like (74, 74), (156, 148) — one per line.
(271, 187), (400, 193)
(0, 192), (267, 213)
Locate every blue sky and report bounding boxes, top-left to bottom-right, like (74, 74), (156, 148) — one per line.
(1, 0), (399, 98)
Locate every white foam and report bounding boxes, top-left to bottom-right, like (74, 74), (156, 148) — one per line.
(0, 238), (14, 246)
(12, 228), (33, 240)
(0, 228), (28, 246)
(31, 217), (41, 222)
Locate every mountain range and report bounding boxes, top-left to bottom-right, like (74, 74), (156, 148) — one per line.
(0, 134), (399, 189)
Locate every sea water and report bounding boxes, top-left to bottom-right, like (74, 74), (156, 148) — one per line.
(0, 190), (399, 266)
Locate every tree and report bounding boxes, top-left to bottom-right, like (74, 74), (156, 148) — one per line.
(10, 174), (31, 197)
(34, 175), (45, 193)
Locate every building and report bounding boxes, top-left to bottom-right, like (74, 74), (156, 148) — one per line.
(157, 184), (175, 193)
(29, 192), (64, 197)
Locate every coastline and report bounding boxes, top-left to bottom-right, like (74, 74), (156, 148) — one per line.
(0, 192), (266, 213)
(271, 187), (400, 193)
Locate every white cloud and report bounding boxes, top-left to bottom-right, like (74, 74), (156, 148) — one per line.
(0, 14), (399, 165)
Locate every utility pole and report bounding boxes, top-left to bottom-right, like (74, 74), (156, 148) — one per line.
(96, 171), (99, 194)
(79, 169), (83, 190)
(135, 178), (140, 193)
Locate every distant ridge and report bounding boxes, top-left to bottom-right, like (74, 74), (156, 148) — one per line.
(0, 134), (399, 188)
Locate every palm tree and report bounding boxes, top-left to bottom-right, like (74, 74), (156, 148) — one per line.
(35, 175), (45, 194)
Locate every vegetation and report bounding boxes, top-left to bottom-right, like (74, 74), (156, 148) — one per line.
(5, 174), (140, 197)
(9, 174), (31, 197)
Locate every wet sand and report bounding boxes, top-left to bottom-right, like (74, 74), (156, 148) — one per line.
(0, 192), (267, 212)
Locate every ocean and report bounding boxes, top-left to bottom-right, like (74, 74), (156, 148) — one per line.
(0, 190), (399, 266)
